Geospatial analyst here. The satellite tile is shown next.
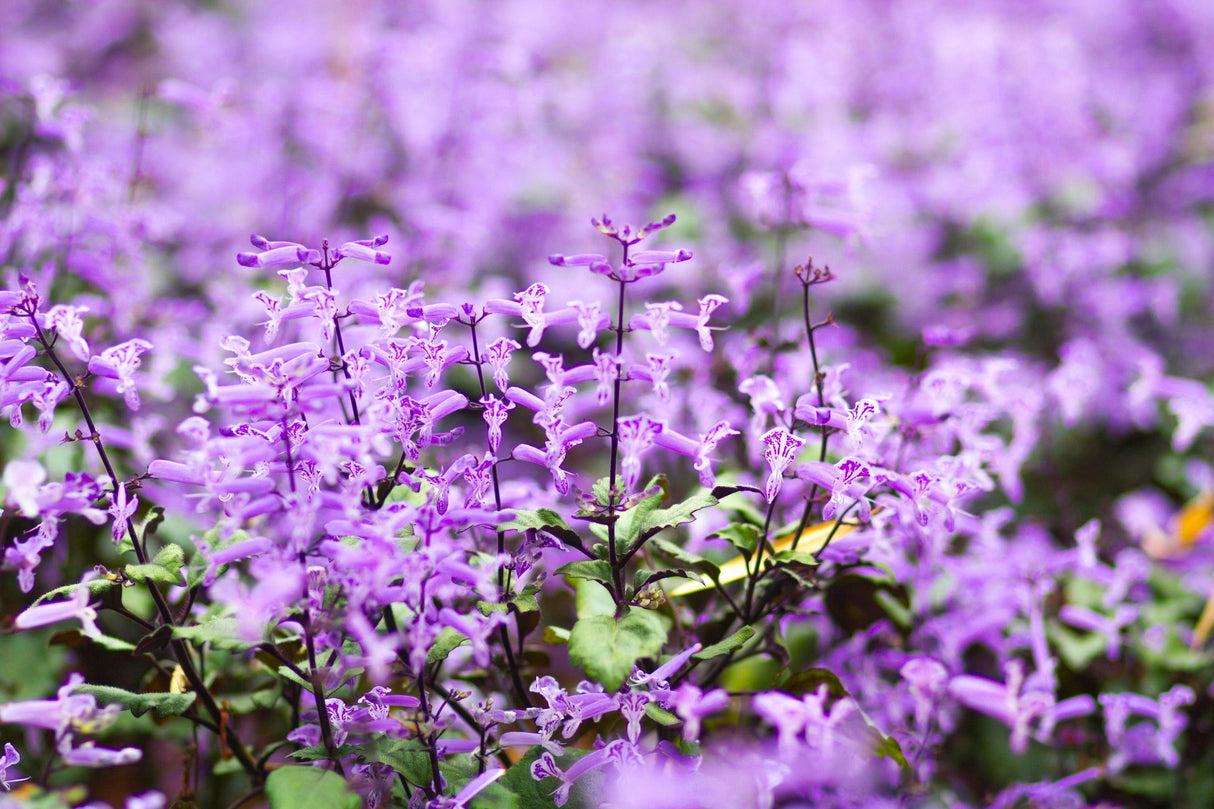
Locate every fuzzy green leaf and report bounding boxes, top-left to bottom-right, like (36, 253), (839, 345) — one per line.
(568, 609), (669, 690)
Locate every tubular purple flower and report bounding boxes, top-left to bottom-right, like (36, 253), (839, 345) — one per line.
(4, 459), (46, 517)
(88, 338), (153, 410)
(568, 301), (606, 349)
(670, 683), (730, 743)
(591, 348), (621, 406)
(237, 245), (320, 270)
(0, 742), (25, 790)
(514, 282), (550, 347)
(424, 390), (469, 424)
(900, 658), (948, 731)
(483, 338), (521, 391)
(41, 305), (90, 361)
(336, 240), (391, 265)
(1059, 604), (1138, 660)
(617, 415), (662, 492)
(548, 253), (610, 268)
(107, 483), (137, 544)
(761, 428), (805, 502)
(57, 736), (141, 768)
(481, 395), (513, 454)
(406, 302), (460, 323)
(505, 386), (545, 413)
(15, 579), (101, 638)
(148, 459), (205, 486)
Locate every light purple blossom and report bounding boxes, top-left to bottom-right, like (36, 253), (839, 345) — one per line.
(760, 428), (805, 503)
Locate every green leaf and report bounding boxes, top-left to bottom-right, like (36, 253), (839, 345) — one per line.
(125, 543), (187, 586)
(74, 684), (196, 718)
(771, 549), (820, 567)
(288, 744), (356, 762)
(555, 560), (615, 588)
(644, 702), (681, 727)
(265, 765), (361, 809)
(781, 667), (849, 699)
(543, 626), (570, 644)
(615, 477), (669, 549)
(568, 609), (669, 690)
(364, 738), (434, 788)
(629, 491), (719, 552)
(30, 577), (117, 607)
(872, 589), (912, 630)
(140, 505), (166, 540)
(692, 626), (755, 661)
(873, 733), (909, 770)
(173, 617), (259, 650)
(427, 627), (469, 666)
(710, 523), (761, 559)
(502, 508), (582, 546)
(574, 577), (615, 619)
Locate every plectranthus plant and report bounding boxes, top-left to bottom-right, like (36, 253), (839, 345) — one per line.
(1, 205), (1205, 809)
(3, 9), (1214, 805)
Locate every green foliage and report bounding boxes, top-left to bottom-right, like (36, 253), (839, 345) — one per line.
(124, 542), (187, 586)
(568, 608), (669, 690)
(265, 765), (361, 809)
(693, 626), (756, 661)
(73, 683), (196, 718)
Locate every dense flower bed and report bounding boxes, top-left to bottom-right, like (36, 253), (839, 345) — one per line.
(1, 2), (1213, 807)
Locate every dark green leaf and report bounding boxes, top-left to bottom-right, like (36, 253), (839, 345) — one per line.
(771, 549), (820, 568)
(133, 624), (175, 656)
(781, 667), (849, 699)
(710, 524), (761, 558)
(555, 560), (614, 587)
(631, 491), (719, 551)
(692, 626), (755, 661)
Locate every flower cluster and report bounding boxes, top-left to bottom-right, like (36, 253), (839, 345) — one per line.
(1, 3), (1214, 808)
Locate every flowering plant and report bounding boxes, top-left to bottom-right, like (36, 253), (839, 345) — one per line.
(3, 3), (1214, 808)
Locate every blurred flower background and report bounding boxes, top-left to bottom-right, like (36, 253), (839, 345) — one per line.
(2, 0), (1214, 806)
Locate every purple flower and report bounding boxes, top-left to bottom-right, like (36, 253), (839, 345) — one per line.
(87, 338), (152, 410)
(617, 415), (662, 492)
(14, 578), (101, 638)
(483, 337), (521, 391)
(514, 282), (551, 347)
(670, 683), (730, 743)
(900, 658), (948, 732)
(335, 238), (391, 265)
(57, 735), (141, 768)
(427, 768), (505, 809)
(753, 685), (857, 756)
(107, 482), (138, 545)
(1059, 604), (1138, 660)
(760, 428), (805, 502)
(1, 743), (27, 791)
(3, 458), (46, 517)
(651, 420), (738, 488)
(643, 301), (682, 345)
